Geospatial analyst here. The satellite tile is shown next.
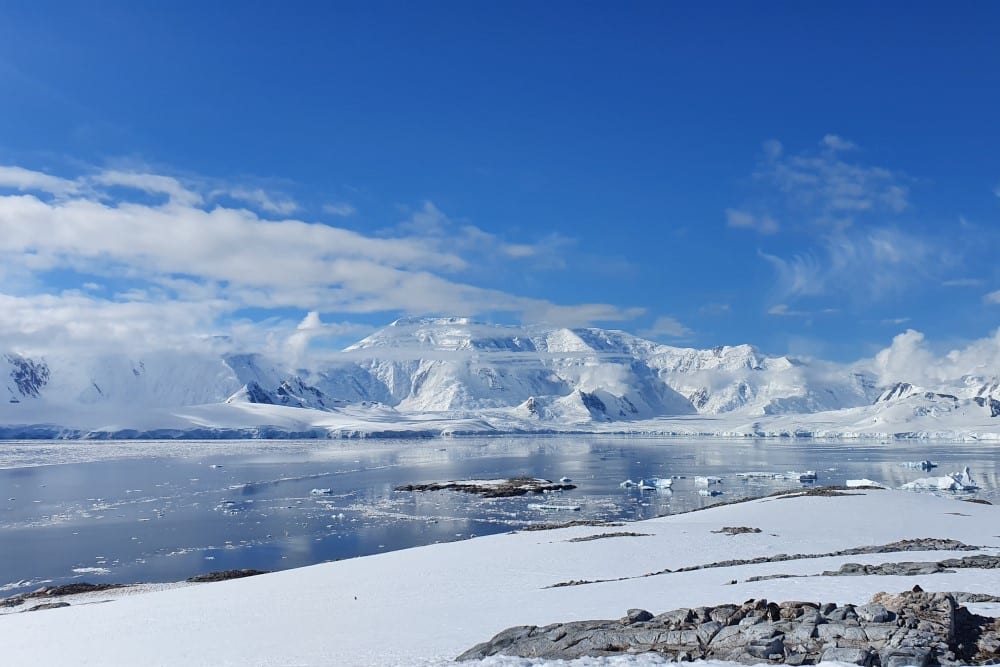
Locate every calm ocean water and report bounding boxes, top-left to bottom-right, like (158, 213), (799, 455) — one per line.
(2, 437), (998, 596)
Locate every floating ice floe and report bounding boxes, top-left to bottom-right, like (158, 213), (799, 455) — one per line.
(900, 466), (979, 492)
(846, 479), (888, 489)
(527, 503), (581, 511)
(698, 489), (723, 497)
(622, 477), (672, 490)
(736, 472), (779, 479)
(788, 470), (817, 482)
(902, 460), (937, 471)
(559, 477), (572, 483)
(310, 488), (334, 495)
(695, 476), (722, 486)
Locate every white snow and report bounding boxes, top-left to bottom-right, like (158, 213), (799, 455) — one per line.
(2, 489), (998, 666)
(5, 317), (1000, 440)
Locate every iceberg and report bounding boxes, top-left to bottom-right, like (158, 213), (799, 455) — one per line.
(695, 476), (722, 486)
(900, 466), (978, 492)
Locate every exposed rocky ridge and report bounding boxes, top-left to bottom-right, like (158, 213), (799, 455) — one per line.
(458, 589), (1000, 665)
(394, 477), (576, 498)
(546, 538), (980, 589)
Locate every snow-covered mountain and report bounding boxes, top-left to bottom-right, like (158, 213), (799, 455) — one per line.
(1, 317), (998, 439)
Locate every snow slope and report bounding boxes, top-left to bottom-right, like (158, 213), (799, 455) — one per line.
(2, 489), (997, 665)
(2, 317), (999, 439)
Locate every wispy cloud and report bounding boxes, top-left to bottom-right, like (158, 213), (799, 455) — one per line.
(732, 136), (911, 235)
(760, 228), (947, 303)
(725, 208), (778, 235)
(323, 202), (357, 217)
(942, 278), (984, 288)
(638, 315), (692, 340)
(223, 187), (299, 215)
(0, 165), (81, 197)
(985, 290), (1000, 305)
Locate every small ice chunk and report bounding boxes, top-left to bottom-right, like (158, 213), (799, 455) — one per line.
(619, 479), (636, 488)
(310, 488), (333, 495)
(698, 489), (722, 497)
(559, 477), (572, 483)
(527, 503), (581, 511)
(902, 460), (937, 470)
(695, 476), (722, 486)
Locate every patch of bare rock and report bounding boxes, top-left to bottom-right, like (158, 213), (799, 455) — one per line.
(458, 588), (1000, 665)
(394, 477), (576, 498)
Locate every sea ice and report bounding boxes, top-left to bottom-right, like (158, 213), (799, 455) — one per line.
(900, 466), (978, 492)
(694, 476), (722, 486)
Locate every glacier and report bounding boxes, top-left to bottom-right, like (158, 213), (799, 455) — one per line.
(2, 317), (999, 440)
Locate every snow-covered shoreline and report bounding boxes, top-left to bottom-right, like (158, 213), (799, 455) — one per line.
(3, 488), (998, 666)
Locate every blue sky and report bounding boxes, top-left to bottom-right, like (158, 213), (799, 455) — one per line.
(1, 1), (998, 362)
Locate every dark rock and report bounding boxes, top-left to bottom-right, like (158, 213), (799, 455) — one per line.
(24, 601), (70, 612)
(186, 569), (270, 583)
(395, 477), (576, 498)
(458, 590), (1000, 664)
(621, 608), (654, 624)
(881, 646), (931, 667)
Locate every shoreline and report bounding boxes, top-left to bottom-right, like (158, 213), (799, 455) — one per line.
(2, 488), (999, 665)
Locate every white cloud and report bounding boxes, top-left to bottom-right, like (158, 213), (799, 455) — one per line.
(985, 290), (1000, 304)
(867, 328), (1000, 386)
(90, 170), (203, 207)
(323, 202), (357, 217)
(880, 317), (911, 325)
(725, 208), (779, 235)
(0, 165), (80, 197)
(821, 134), (859, 152)
(225, 187), (299, 215)
(761, 228), (946, 303)
(0, 164), (639, 355)
(943, 278), (984, 288)
(767, 304), (797, 316)
(637, 315), (692, 339)
(741, 136), (910, 233)
(698, 303), (731, 316)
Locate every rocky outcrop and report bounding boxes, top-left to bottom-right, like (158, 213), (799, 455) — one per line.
(394, 477), (576, 498)
(458, 589), (1000, 665)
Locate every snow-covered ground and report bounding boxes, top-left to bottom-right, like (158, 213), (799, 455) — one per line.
(4, 318), (1000, 440)
(2, 489), (998, 666)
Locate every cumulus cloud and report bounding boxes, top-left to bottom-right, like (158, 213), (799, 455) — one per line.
(867, 328), (1000, 386)
(985, 290), (1000, 304)
(0, 164), (639, 356)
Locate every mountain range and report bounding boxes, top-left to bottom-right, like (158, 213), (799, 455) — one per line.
(2, 317), (999, 439)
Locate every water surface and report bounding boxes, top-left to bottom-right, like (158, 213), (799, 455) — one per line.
(1, 436), (997, 596)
